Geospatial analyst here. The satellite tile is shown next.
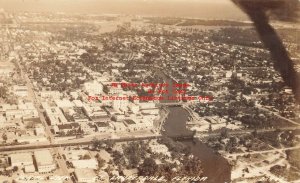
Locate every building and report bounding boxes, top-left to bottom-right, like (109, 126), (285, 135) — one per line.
(4, 101), (38, 120)
(141, 108), (159, 115)
(34, 150), (56, 173)
(128, 103), (139, 114)
(139, 102), (156, 110)
(112, 122), (126, 132)
(83, 104), (108, 118)
(74, 168), (98, 183)
(84, 80), (103, 95)
(5, 109), (23, 120)
(13, 85), (28, 97)
(40, 91), (62, 99)
(95, 122), (111, 133)
(112, 97), (129, 112)
(73, 100), (84, 107)
(72, 159), (98, 169)
(35, 127), (45, 136)
(79, 122), (95, 134)
(123, 119), (141, 131)
(70, 92), (79, 100)
(0, 115), (6, 124)
(16, 135), (47, 144)
(112, 113), (125, 122)
(10, 152), (33, 167)
(107, 84), (123, 95)
(44, 107), (68, 125)
(18, 101), (38, 119)
(24, 164), (35, 173)
(0, 103), (17, 112)
(54, 99), (74, 108)
(0, 63), (14, 77)
(55, 123), (80, 135)
(123, 119), (153, 131)
(64, 150), (89, 160)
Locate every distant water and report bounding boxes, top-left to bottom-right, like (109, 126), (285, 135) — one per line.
(0, 0), (248, 21)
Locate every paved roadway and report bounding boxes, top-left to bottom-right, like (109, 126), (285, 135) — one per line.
(223, 145), (300, 157)
(256, 104), (300, 126)
(17, 59), (55, 143)
(0, 130), (205, 153)
(196, 125), (300, 140)
(17, 59), (72, 182)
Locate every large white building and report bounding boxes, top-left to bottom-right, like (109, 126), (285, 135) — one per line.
(0, 62), (14, 77)
(128, 103), (139, 114)
(54, 99), (74, 108)
(3, 101), (38, 120)
(75, 168), (98, 183)
(84, 80), (103, 95)
(34, 150), (56, 173)
(83, 104), (108, 118)
(16, 135), (48, 144)
(5, 109), (23, 120)
(40, 91), (62, 99)
(44, 106), (68, 125)
(112, 96), (129, 112)
(13, 85), (28, 97)
(10, 152), (33, 167)
(72, 159), (98, 169)
(139, 102), (156, 110)
(123, 119), (153, 131)
(95, 122), (112, 133)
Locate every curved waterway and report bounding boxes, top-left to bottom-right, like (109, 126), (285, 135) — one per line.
(157, 70), (231, 183)
(163, 107), (231, 183)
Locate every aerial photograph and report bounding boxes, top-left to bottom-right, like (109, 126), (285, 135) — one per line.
(0, 0), (299, 182)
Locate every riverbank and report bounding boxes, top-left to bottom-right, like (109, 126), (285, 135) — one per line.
(156, 69), (231, 183)
(163, 107), (231, 183)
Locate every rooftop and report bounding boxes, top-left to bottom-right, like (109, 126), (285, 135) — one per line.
(74, 168), (97, 178)
(96, 122), (109, 127)
(34, 149), (54, 165)
(124, 119), (136, 125)
(9, 152), (33, 164)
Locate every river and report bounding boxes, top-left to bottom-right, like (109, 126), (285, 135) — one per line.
(157, 70), (231, 183)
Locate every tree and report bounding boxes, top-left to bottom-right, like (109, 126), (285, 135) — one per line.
(104, 140), (115, 151)
(138, 158), (158, 176)
(156, 162), (177, 181)
(123, 142), (147, 168)
(181, 156), (203, 177)
(2, 133), (7, 142)
(220, 127), (229, 138)
(112, 150), (126, 166)
(0, 87), (8, 99)
(208, 124), (212, 133)
(6, 95), (17, 105)
(92, 138), (103, 150)
(96, 156), (106, 170)
(12, 166), (18, 172)
(80, 154), (91, 160)
(252, 129), (258, 138)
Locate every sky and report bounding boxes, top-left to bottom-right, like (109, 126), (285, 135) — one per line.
(0, 0), (247, 20)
